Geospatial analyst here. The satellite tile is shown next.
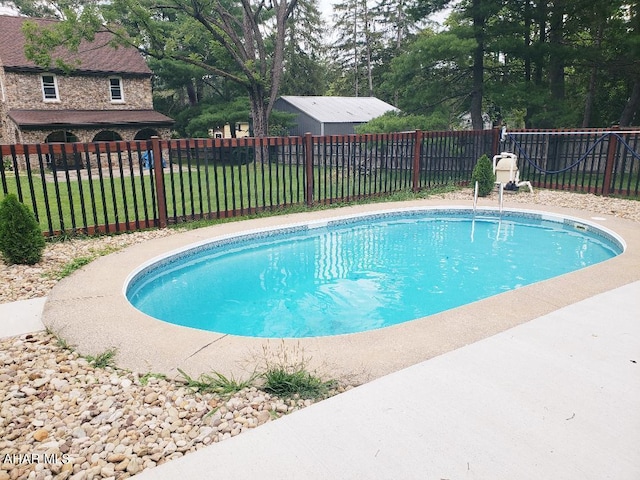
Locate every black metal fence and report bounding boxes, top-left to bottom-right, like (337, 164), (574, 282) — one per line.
(1, 128), (638, 237)
(501, 128), (640, 196)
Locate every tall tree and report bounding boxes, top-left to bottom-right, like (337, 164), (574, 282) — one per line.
(12, 0), (301, 137)
(280, 0), (327, 95)
(619, 1), (640, 126)
(330, 0), (383, 96)
(382, 26), (476, 128)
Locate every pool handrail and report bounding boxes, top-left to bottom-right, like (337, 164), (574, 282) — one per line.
(473, 181), (479, 213)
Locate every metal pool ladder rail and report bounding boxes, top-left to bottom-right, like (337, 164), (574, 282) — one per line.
(473, 181), (479, 213)
(473, 181), (504, 215)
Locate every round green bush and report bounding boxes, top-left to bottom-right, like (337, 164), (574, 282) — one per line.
(0, 194), (46, 265)
(471, 154), (496, 197)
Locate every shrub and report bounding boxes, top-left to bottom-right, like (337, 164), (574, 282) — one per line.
(2, 157), (13, 171)
(0, 194), (46, 265)
(471, 154), (495, 197)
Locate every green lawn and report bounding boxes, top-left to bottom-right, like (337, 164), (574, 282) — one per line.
(5, 160), (634, 235)
(3, 162), (418, 233)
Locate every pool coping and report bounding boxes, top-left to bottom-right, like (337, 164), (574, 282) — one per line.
(43, 198), (640, 384)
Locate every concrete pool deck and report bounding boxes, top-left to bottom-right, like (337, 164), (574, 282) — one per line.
(133, 280), (640, 480)
(42, 198), (640, 384)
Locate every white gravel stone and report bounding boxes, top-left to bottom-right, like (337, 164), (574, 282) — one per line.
(0, 329), (337, 478)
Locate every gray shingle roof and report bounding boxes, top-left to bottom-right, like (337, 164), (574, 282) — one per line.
(0, 15), (152, 76)
(278, 96), (398, 123)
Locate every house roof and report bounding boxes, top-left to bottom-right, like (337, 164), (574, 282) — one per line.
(277, 96), (398, 124)
(8, 109), (174, 129)
(0, 15), (152, 76)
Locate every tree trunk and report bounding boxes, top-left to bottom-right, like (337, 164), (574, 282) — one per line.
(524, 0), (531, 83)
(186, 80), (198, 106)
(548, 0), (565, 101)
(583, 22), (603, 127)
(619, 3), (640, 127)
(364, 1), (373, 97)
(249, 87), (268, 137)
(470, 0), (484, 130)
(534, 1), (546, 86)
(620, 77), (640, 126)
(582, 66), (597, 127)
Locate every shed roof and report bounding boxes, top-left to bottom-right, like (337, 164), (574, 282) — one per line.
(0, 15), (152, 76)
(278, 96), (398, 123)
(8, 109), (174, 129)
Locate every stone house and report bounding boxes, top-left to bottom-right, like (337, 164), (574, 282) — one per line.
(0, 15), (173, 147)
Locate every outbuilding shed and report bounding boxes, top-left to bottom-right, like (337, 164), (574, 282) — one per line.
(274, 96), (398, 136)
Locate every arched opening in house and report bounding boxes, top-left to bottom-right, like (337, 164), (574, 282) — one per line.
(134, 128), (158, 140)
(44, 130), (81, 170)
(93, 130), (123, 142)
(45, 131), (79, 143)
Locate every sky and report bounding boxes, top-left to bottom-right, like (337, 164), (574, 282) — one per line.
(0, 5), (17, 14)
(318, 0), (452, 29)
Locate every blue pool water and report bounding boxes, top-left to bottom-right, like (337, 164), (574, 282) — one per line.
(126, 209), (623, 338)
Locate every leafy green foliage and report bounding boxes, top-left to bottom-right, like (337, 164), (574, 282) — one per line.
(269, 110), (298, 136)
(0, 194), (46, 265)
(382, 29), (475, 127)
(471, 154), (495, 197)
(2, 157), (13, 172)
(355, 110), (450, 133)
(175, 97), (251, 138)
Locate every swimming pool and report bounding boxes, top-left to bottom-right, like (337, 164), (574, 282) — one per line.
(125, 208), (623, 338)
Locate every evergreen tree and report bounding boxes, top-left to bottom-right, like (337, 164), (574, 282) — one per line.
(0, 194), (46, 265)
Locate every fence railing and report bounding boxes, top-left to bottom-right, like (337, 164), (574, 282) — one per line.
(1, 128), (638, 237)
(501, 128), (640, 196)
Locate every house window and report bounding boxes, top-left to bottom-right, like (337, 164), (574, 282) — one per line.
(109, 77), (124, 102)
(41, 74), (59, 101)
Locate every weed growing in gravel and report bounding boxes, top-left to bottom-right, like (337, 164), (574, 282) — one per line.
(257, 340), (337, 399)
(46, 243), (123, 280)
(263, 367), (336, 399)
(139, 372), (168, 386)
(45, 328), (74, 351)
(178, 368), (256, 396)
(50, 256), (93, 279)
(85, 348), (117, 368)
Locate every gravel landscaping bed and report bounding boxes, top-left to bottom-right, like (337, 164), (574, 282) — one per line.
(0, 333), (347, 480)
(1, 189), (638, 480)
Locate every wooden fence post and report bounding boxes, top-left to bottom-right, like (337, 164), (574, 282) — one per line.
(412, 130), (423, 192)
(304, 133), (314, 207)
(602, 127), (619, 197)
(151, 136), (168, 228)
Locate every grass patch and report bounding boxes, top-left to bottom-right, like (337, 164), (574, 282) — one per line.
(263, 367), (336, 399)
(139, 372), (168, 385)
(254, 340), (337, 399)
(177, 368), (256, 396)
(45, 327), (74, 351)
(49, 256), (93, 280)
(85, 348), (117, 368)
(44, 238), (124, 280)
